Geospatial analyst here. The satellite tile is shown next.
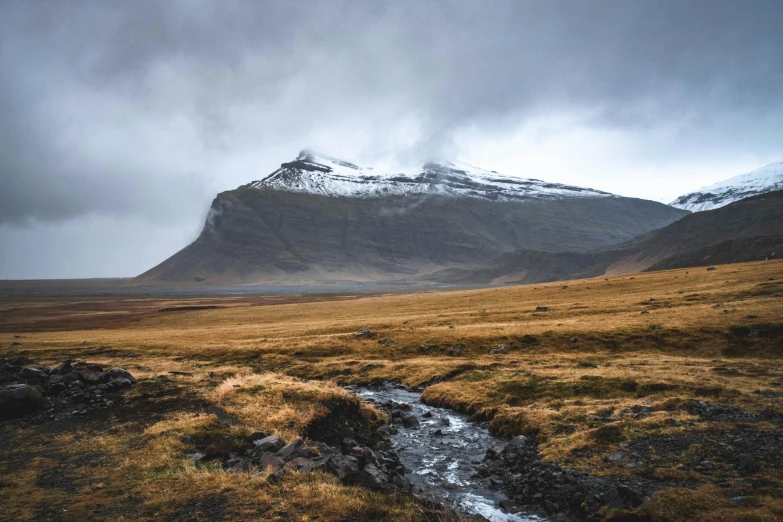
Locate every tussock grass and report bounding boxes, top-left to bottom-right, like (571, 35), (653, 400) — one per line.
(1, 259), (782, 520)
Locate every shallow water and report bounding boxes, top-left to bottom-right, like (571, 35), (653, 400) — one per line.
(353, 384), (543, 522)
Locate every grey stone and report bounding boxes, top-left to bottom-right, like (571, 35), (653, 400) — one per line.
(20, 367), (47, 379)
(110, 377), (133, 390)
(0, 384), (44, 419)
(257, 453), (284, 471)
(606, 451), (627, 462)
(448, 344), (465, 356)
(276, 438), (304, 460)
(108, 368), (137, 384)
(253, 434), (286, 453)
(402, 414), (420, 429)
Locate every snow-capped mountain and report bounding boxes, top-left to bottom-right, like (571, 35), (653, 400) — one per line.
(249, 150), (613, 201)
(140, 149), (687, 285)
(670, 162), (783, 212)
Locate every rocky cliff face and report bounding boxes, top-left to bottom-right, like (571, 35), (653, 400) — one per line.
(139, 151), (688, 285)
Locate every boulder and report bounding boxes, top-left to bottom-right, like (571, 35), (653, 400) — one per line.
(257, 453), (284, 471)
(253, 434), (286, 453)
(110, 377), (133, 390)
(402, 414), (420, 429)
(20, 367), (47, 379)
(0, 384), (44, 419)
(326, 455), (361, 481)
(187, 452), (206, 461)
(108, 368), (137, 384)
(77, 369), (101, 384)
(276, 438), (304, 460)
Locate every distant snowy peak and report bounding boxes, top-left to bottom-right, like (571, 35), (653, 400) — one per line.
(671, 162), (783, 212)
(249, 149), (613, 201)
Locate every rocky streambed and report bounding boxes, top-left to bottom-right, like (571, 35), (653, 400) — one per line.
(351, 383), (542, 522)
(350, 382), (674, 522)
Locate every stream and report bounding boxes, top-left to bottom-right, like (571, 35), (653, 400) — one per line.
(351, 383), (543, 522)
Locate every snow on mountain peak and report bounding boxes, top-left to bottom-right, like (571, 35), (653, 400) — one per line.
(249, 151), (613, 201)
(670, 162), (783, 212)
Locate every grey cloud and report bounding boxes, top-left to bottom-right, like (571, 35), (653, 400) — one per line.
(1, 1), (782, 226)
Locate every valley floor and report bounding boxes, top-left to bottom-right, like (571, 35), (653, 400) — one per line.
(1, 260), (783, 521)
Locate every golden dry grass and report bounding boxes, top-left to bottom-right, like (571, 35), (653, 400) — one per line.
(1, 259), (782, 520)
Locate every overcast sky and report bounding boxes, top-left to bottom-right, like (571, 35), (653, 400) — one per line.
(1, 0), (782, 279)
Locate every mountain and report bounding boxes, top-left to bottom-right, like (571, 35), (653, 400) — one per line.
(251, 150), (614, 201)
(670, 162), (783, 212)
(431, 190), (783, 285)
(138, 150), (687, 285)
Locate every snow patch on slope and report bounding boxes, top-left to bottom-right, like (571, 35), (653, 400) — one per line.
(249, 150), (614, 201)
(670, 162), (783, 212)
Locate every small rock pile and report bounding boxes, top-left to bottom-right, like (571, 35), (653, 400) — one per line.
(0, 357), (137, 423)
(183, 401), (412, 493)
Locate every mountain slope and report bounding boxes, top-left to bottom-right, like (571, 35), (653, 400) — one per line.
(670, 162), (783, 212)
(139, 151), (687, 285)
(431, 190), (783, 285)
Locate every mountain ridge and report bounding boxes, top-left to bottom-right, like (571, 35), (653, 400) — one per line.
(138, 151), (687, 285)
(430, 189), (783, 285)
(670, 161), (783, 212)
(248, 150), (615, 201)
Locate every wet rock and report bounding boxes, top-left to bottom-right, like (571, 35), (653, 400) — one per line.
(439, 417), (450, 426)
(0, 384), (44, 419)
(402, 414), (420, 429)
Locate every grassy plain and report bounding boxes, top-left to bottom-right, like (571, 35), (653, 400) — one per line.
(1, 259), (783, 521)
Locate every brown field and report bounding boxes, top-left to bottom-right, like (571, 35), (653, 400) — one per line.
(1, 259), (783, 521)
